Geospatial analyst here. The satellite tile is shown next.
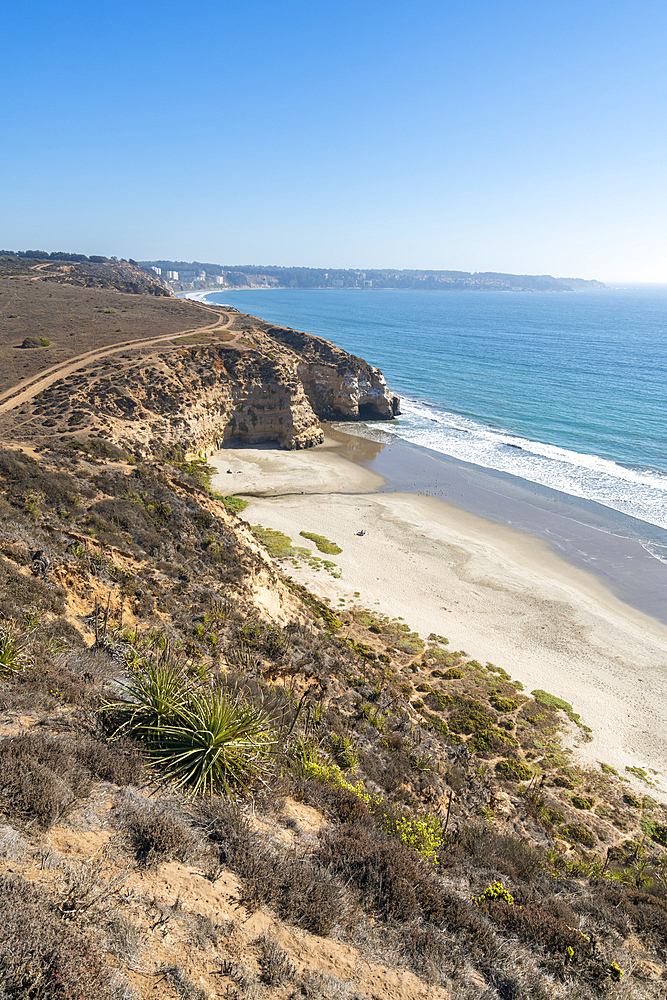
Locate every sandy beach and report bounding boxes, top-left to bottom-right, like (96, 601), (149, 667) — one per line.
(210, 434), (667, 801)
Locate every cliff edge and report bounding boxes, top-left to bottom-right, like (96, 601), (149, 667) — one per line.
(0, 279), (399, 458)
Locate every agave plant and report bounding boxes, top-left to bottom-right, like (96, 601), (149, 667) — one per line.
(103, 655), (190, 740)
(147, 687), (275, 797)
(0, 624), (31, 677)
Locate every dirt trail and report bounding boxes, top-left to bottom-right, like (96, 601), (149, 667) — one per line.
(0, 308), (236, 416)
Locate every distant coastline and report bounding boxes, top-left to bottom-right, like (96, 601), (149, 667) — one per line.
(147, 259), (605, 295)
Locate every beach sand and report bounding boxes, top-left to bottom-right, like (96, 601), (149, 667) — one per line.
(210, 435), (667, 801)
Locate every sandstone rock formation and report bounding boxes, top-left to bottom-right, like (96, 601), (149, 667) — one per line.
(9, 310), (399, 458)
(265, 324), (400, 421)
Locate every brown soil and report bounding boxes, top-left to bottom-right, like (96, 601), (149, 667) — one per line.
(0, 275), (218, 394)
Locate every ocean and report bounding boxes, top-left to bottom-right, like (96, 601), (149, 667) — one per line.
(200, 286), (667, 619)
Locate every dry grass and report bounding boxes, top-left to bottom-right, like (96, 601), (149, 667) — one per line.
(0, 275), (211, 393)
(0, 873), (115, 998)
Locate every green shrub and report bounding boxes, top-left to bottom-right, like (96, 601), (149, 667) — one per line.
(0, 625), (30, 677)
(251, 525), (307, 559)
(563, 824), (596, 848)
(417, 709), (449, 735)
(531, 689), (589, 732)
(104, 656), (189, 737)
(286, 579), (343, 629)
(426, 690), (451, 711)
(623, 793), (641, 808)
(651, 823), (667, 847)
(443, 668), (463, 680)
(546, 809), (564, 825)
(329, 733), (359, 772)
(153, 688), (274, 796)
(553, 774), (575, 790)
(448, 698), (494, 735)
(495, 759), (532, 782)
(572, 795), (594, 810)
(470, 727), (517, 756)
(217, 494), (249, 513)
(299, 531), (342, 555)
(105, 657), (273, 796)
(490, 694), (517, 713)
(21, 336), (50, 348)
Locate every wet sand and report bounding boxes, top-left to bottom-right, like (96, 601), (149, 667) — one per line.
(210, 432), (667, 800)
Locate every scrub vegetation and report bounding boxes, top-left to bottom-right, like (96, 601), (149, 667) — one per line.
(0, 271), (664, 999)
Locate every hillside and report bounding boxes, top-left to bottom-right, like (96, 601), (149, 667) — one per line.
(0, 271), (397, 455)
(0, 275), (664, 1000)
(1, 252), (171, 295)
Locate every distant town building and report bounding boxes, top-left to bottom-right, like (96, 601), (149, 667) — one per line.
(198, 270), (206, 279)
(150, 266), (162, 275)
(166, 270), (179, 280)
(214, 276), (225, 285)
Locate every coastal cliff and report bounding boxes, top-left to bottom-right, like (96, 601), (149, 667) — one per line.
(265, 324), (400, 421)
(0, 301), (399, 457)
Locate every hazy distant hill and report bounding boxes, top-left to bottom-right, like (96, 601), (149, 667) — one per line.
(1, 251), (170, 295)
(142, 260), (605, 291)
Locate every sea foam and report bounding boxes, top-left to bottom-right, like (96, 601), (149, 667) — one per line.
(367, 396), (667, 532)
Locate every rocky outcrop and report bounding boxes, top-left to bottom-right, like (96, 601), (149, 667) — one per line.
(298, 360), (399, 420)
(265, 325), (400, 420)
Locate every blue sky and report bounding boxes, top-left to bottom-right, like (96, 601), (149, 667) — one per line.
(2, 0), (666, 280)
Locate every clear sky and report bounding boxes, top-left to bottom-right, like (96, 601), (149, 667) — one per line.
(2, 0), (666, 281)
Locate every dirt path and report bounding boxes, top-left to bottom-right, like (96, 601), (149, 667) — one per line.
(0, 308), (236, 416)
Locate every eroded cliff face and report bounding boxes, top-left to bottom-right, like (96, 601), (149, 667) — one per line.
(297, 360), (399, 421)
(83, 345), (326, 457)
(265, 324), (400, 421)
(12, 311), (399, 458)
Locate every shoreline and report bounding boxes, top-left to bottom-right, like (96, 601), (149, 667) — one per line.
(330, 426), (667, 628)
(210, 432), (667, 801)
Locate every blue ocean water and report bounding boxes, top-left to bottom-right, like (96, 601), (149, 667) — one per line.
(202, 287), (667, 539)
